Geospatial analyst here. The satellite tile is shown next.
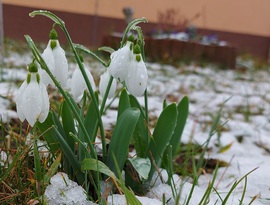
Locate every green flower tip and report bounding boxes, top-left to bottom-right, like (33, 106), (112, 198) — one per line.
(27, 73), (31, 84)
(133, 44), (141, 55)
(49, 28), (58, 40)
(28, 62), (38, 73)
(50, 40), (57, 50)
(36, 73), (40, 84)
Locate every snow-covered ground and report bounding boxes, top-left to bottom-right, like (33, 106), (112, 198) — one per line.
(1, 51), (270, 204)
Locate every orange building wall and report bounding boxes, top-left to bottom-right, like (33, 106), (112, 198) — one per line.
(3, 0), (270, 37)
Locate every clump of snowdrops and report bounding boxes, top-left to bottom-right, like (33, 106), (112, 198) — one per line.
(15, 10), (189, 203)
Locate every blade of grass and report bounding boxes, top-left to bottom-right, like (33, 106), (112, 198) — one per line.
(239, 176), (248, 205)
(222, 167), (258, 205)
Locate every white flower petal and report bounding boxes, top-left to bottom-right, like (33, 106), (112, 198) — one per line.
(21, 80), (43, 126)
(108, 41), (133, 82)
(71, 64), (96, 102)
(15, 81), (27, 122)
(126, 55), (148, 97)
(16, 73), (50, 126)
(38, 83), (50, 123)
(99, 71), (117, 99)
(41, 42), (55, 86)
(52, 41), (69, 88)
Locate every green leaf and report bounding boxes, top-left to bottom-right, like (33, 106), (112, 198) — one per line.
(106, 108), (140, 176)
(128, 157), (151, 181)
(81, 158), (142, 205)
(33, 138), (42, 182)
(84, 99), (98, 142)
(129, 95), (149, 157)
(170, 96), (189, 156)
(81, 158), (116, 178)
(218, 142), (233, 153)
(44, 153), (62, 184)
(117, 88), (131, 119)
(36, 112), (60, 154)
(146, 103), (178, 180)
(53, 126), (85, 185)
(62, 100), (76, 151)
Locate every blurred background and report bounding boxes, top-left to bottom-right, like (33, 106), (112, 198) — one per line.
(1, 0), (270, 67)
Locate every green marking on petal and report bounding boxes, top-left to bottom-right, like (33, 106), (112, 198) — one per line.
(27, 73), (31, 84)
(136, 54), (141, 62)
(50, 40), (57, 49)
(36, 73), (40, 84)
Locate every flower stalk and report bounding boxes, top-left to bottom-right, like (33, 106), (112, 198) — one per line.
(24, 35), (97, 159)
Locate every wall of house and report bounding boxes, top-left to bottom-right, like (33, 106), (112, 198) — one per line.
(2, 0), (270, 60)
(3, 0), (270, 37)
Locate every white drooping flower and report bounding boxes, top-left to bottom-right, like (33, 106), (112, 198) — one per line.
(108, 41), (133, 82)
(107, 37), (148, 97)
(15, 62), (49, 127)
(39, 28), (69, 87)
(99, 70), (117, 99)
(71, 63), (96, 103)
(126, 51), (148, 97)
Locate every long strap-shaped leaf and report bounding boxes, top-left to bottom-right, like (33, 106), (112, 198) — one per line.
(129, 95), (149, 157)
(146, 103), (178, 181)
(106, 107), (140, 177)
(81, 158), (142, 205)
(170, 96), (189, 156)
(52, 126), (85, 185)
(36, 112), (60, 155)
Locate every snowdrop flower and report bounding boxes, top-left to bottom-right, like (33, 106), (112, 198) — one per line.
(107, 35), (148, 97)
(126, 45), (148, 96)
(108, 40), (133, 82)
(71, 62), (96, 103)
(15, 62), (49, 127)
(99, 70), (117, 99)
(39, 28), (68, 87)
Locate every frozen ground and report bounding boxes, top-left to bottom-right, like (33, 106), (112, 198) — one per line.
(0, 51), (270, 204)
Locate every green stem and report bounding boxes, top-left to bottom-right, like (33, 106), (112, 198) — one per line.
(74, 43), (108, 67)
(28, 10), (106, 158)
(60, 26), (107, 158)
(25, 35), (97, 159)
(120, 17), (148, 47)
(100, 76), (114, 114)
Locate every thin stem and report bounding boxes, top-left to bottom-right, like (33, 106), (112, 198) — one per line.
(25, 35), (97, 159)
(61, 26), (107, 158)
(120, 17), (148, 47)
(100, 76), (113, 114)
(74, 43), (108, 67)
(28, 10), (107, 157)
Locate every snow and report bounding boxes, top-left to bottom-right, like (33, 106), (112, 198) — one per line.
(1, 51), (270, 204)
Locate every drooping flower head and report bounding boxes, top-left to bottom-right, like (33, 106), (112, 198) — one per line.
(39, 28), (69, 88)
(125, 44), (148, 97)
(70, 56), (96, 103)
(107, 35), (148, 97)
(99, 70), (117, 99)
(15, 62), (50, 127)
(108, 36), (134, 82)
